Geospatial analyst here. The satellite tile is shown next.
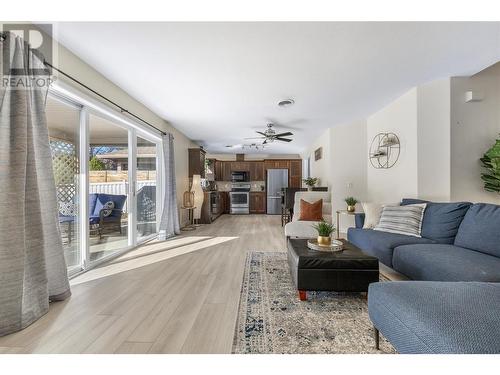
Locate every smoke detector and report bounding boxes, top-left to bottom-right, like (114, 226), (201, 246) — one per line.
(278, 98), (295, 108)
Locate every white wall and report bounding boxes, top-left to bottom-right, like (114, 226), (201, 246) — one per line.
(44, 32), (197, 225)
(367, 88), (419, 202)
(330, 120), (367, 232)
(300, 128), (331, 189)
(450, 63), (500, 204)
(417, 78), (451, 201)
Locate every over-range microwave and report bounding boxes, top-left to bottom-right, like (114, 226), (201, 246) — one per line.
(231, 171), (249, 182)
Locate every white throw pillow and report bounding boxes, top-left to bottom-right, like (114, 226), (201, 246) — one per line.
(361, 202), (383, 229)
(361, 202), (398, 229)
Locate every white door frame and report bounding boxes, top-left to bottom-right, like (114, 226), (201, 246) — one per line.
(79, 107), (90, 270)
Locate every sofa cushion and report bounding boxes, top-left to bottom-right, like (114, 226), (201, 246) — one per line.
(393, 244), (500, 282)
(347, 228), (435, 267)
(402, 199), (472, 244)
(93, 194), (126, 218)
(368, 281), (500, 354)
(454, 203), (500, 258)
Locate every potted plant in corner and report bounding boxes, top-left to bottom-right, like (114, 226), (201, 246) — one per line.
(312, 221), (335, 246)
(344, 197), (358, 212)
(303, 177), (318, 191)
(480, 135), (500, 193)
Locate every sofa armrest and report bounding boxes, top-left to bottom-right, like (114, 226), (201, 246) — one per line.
(354, 213), (365, 228)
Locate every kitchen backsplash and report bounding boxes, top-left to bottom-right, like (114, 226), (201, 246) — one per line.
(216, 181), (266, 192)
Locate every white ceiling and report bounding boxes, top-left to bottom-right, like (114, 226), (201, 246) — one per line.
(54, 22), (500, 154)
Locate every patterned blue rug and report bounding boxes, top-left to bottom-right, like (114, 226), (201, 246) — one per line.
(232, 251), (395, 354)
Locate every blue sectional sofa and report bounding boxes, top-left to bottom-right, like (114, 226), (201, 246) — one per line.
(348, 199), (500, 353)
(347, 200), (500, 282)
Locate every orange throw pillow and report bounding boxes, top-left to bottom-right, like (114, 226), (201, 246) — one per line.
(299, 199), (323, 221)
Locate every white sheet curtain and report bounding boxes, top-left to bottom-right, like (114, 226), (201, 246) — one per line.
(158, 133), (180, 239)
(0, 32), (71, 336)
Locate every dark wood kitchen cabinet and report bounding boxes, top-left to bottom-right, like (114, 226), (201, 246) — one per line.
(264, 159), (290, 170)
(230, 162), (250, 172)
(222, 162), (232, 181)
(201, 191), (229, 223)
(249, 192), (266, 214)
(211, 158), (301, 183)
(249, 161), (265, 181)
(214, 160), (223, 181)
(188, 147), (206, 178)
(289, 159), (302, 188)
(220, 191), (230, 214)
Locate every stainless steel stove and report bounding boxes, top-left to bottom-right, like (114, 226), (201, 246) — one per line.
(230, 183), (251, 214)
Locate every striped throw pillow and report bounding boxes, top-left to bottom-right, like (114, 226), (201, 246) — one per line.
(374, 204), (427, 237)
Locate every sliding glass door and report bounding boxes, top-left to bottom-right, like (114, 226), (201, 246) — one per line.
(88, 113), (130, 263)
(46, 87), (163, 275)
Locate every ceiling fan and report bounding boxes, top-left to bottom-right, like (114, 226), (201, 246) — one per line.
(244, 123), (293, 144)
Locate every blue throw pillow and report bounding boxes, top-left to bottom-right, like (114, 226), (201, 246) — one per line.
(402, 198), (472, 243)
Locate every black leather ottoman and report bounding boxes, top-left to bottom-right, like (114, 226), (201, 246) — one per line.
(287, 238), (379, 300)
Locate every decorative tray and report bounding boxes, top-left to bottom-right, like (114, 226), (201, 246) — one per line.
(307, 239), (344, 252)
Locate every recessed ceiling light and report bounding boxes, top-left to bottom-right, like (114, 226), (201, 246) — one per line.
(278, 98), (295, 108)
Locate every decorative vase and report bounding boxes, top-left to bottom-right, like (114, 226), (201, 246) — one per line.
(307, 186), (314, 191)
(317, 235), (331, 247)
(347, 205), (355, 213)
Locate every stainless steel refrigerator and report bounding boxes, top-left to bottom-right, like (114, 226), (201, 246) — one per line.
(266, 169), (288, 214)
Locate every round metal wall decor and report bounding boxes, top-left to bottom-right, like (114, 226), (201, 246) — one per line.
(369, 132), (400, 169)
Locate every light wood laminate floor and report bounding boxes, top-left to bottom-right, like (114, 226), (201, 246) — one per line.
(0, 214), (286, 354)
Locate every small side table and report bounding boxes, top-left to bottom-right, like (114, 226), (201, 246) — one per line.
(336, 210), (363, 238)
(181, 206), (196, 231)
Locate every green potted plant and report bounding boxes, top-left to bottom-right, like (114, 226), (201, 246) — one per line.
(312, 221), (335, 246)
(480, 136), (500, 193)
(303, 177), (318, 191)
(344, 197), (358, 213)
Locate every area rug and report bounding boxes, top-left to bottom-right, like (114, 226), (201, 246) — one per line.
(232, 251), (395, 354)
